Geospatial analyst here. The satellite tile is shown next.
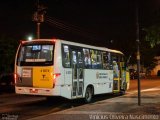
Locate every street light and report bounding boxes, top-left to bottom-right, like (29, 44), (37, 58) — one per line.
(28, 36), (33, 41)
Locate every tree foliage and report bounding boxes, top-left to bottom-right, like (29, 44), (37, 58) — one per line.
(144, 25), (160, 48)
(141, 25), (160, 71)
(140, 40), (158, 70)
(127, 38), (159, 71)
(0, 36), (19, 74)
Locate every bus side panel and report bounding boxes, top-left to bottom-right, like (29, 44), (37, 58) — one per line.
(64, 68), (72, 85)
(62, 68), (72, 99)
(83, 69), (113, 95)
(54, 40), (64, 86)
(60, 85), (72, 99)
(54, 41), (72, 99)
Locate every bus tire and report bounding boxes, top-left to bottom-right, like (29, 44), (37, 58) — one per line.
(85, 86), (93, 103)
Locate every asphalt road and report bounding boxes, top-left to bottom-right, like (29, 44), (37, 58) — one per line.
(0, 77), (160, 120)
(128, 77), (160, 91)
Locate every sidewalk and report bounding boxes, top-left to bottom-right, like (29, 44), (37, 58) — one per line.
(30, 87), (160, 120)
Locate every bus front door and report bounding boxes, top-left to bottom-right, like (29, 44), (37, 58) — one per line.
(71, 49), (84, 98)
(113, 60), (120, 93)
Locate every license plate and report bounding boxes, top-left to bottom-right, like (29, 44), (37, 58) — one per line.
(30, 89), (38, 93)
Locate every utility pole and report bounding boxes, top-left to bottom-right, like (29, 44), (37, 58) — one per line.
(136, 0), (141, 106)
(32, 0), (46, 39)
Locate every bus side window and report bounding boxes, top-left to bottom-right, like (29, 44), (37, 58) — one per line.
(97, 51), (102, 69)
(90, 49), (97, 69)
(102, 52), (110, 69)
(108, 52), (112, 69)
(83, 48), (91, 69)
(62, 45), (71, 68)
(90, 50), (102, 69)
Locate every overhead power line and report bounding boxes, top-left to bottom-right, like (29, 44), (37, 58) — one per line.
(45, 15), (101, 41)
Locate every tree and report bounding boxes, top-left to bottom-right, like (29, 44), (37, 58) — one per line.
(126, 36), (159, 73)
(143, 25), (160, 48)
(0, 36), (19, 74)
(140, 40), (158, 71)
(141, 24), (160, 71)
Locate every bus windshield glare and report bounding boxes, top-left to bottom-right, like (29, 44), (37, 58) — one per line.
(17, 44), (54, 66)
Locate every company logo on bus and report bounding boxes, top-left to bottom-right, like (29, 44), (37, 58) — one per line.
(96, 72), (108, 79)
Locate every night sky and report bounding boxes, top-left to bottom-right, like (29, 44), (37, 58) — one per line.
(0, 0), (160, 55)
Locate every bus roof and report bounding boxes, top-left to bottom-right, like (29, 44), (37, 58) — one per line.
(20, 39), (123, 55)
(59, 39), (123, 55)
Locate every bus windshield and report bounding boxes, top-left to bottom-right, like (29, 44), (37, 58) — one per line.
(17, 44), (54, 66)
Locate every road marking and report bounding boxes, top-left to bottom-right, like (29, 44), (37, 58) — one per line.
(126, 87), (160, 95)
(141, 87), (160, 92)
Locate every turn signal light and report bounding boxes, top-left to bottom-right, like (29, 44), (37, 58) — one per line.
(53, 73), (61, 88)
(14, 73), (17, 84)
(53, 73), (61, 80)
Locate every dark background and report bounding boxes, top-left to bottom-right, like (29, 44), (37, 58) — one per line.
(0, 0), (160, 73)
(1, 0), (160, 45)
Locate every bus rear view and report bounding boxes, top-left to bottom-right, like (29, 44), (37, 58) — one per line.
(14, 39), (58, 96)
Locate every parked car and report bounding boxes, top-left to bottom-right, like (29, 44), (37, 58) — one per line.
(129, 69), (138, 79)
(140, 72), (146, 78)
(129, 69), (146, 79)
(0, 73), (15, 93)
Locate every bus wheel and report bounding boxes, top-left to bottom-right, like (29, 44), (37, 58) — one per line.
(85, 87), (93, 103)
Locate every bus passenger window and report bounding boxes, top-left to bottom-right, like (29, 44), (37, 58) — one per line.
(102, 52), (112, 70)
(83, 49), (91, 68)
(63, 45), (70, 67)
(90, 50), (97, 68)
(97, 51), (102, 69)
(90, 50), (102, 69)
(102, 52), (108, 69)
